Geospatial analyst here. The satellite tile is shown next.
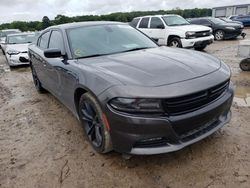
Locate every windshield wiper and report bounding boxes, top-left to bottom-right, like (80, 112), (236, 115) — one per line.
(76, 54), (108, 59)
(121, 47), (153, 53)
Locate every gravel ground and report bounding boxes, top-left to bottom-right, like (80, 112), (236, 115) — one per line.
(0, 29), (250, 188)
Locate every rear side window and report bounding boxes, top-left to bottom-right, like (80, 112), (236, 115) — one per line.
(48, 30), (64, 52)
(38, 31), (50, 49)
(190, 19), (200, 24)
(150, 17), (164, 29)
(139, 17), (149, 28)
(130, 18), (140, 27)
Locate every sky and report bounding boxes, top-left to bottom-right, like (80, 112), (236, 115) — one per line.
(0, 0), (249, 23)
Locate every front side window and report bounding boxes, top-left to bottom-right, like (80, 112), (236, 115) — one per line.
(150, 17), (164, 29)
(48, 30), (64, 52)
(38, 32), (50, 49)
(162, 15), (190, 26)
(139, 18), (150, 28)
(67, 24), (157, 59)
(7, 34), (35, 44)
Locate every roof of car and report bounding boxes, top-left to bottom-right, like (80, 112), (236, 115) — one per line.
(134, 14), (180, 19)
(47, 21), (126, 30)
(0, 29), (21, 32)
(7, 32), (35, 37)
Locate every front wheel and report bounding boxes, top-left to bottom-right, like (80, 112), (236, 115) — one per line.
(168, 37), (182, 48)
(79, 93), (112, 154)
(214, 30), (225, 41)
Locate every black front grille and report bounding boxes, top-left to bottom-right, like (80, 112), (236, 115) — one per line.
(194, 30), (211, 38)
(163, 80), (229, 116)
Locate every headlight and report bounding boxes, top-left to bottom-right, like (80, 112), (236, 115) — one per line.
(225, 27), (235, 30)
(185, 31), (196, 38)
(7, 50), (20, 55)
(109, 98), (164, 113)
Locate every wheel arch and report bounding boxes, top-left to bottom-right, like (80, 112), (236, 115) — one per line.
(74, 86), (101, 115)
(167, 35), (181, 45)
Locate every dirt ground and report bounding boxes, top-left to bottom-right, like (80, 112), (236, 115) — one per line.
(0, 30), (250, 188)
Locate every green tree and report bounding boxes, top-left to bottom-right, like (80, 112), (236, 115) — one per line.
(42, 16), (51, 29)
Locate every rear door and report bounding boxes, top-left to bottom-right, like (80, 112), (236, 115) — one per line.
(137, 17), (151, 37)
(148, 17), (166, 44)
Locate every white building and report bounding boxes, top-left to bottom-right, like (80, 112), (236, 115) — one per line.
(212, 4), (250, 17)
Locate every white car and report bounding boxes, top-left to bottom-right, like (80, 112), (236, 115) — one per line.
(5, 33), (35, 67)
(0, 29), (21, 53)
(131, 15), (214, 51)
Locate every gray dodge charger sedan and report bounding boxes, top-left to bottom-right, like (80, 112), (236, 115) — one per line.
(28, 22), (234, 155)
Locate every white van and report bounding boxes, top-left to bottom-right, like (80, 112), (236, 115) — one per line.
(131, 15), (214, 51)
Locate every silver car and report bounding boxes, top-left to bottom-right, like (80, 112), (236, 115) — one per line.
(5, 33), (36, 67)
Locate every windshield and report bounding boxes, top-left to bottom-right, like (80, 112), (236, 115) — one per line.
(7, 34), (35, 44)
(67, 24), (158, 59)
(162, 15), (190, 26)
(209, 18), (226, 25)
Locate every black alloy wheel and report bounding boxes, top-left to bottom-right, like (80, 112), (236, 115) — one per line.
(79, 93), (112, 153)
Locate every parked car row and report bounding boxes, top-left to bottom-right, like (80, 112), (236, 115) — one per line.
(0, 29), (37, 67)
(130, 14), (214, 51)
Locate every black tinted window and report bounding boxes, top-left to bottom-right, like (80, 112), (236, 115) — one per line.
(190, 19), (200, 24)
(130, 18), (140, 27)
(150, 17), (164, 29)
(200, 19), (211, 25)
(139, 18), (149, 28)
(49, 30), (64, 52)
(39, 32), (50, 49)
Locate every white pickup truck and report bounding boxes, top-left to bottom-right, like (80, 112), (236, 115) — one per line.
(130, 15), (214, 51)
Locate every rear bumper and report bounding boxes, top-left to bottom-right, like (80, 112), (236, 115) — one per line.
(105, 84), (234, 155)
(181, 35), (214, 48)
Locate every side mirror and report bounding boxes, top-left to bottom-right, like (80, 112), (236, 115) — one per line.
(44, 48), (62, 58)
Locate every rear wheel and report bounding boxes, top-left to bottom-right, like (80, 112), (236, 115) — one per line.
(79, 93), (112, 153)
(31, 64), (47, 93)
(168, 37), (182, 48)
(240, 59), (250, 71)
(214, 30), (225, 41)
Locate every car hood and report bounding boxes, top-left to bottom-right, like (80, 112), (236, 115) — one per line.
(6, 43), (30, 52)
(80, 47), (221, 87)
(220, 23), (243, 28)
(173, 24), (211, 31)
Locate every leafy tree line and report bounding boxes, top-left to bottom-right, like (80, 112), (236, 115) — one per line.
(0, 8), (212, 31)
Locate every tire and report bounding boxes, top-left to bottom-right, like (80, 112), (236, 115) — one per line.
(30, 64), (47, 93)
(194, 45), (207, 51)
(168, 37), (182, 48)
(214, 30), (225, 41)
(79, 93), (112, 154)
(240, 59), (250, 71)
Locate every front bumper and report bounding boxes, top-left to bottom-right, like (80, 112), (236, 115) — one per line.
(6, 53), (30, 66)
(224, 28), (243, 39)
(181, 35), (214, 48)
(105, 84), (234, 155)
